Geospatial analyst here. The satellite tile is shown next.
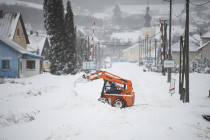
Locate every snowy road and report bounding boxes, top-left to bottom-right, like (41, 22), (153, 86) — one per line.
(0, 62), (210, 140)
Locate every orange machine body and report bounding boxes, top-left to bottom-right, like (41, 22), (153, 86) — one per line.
(84, 71), (135, 107)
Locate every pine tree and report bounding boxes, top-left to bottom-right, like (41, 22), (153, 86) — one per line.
(43, 0), (49, 31)
(43, 0), (66, 75)
(64, 0), (77, 74)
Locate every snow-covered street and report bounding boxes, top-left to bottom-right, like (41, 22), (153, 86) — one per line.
(0, 62), (210, 140)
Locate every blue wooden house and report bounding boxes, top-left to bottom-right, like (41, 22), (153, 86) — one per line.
(0, 11), (44, 78)
(0, 35), (44, 78)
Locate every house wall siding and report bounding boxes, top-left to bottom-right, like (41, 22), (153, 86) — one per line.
(201, 43), (210, 59)
(123, 46), (140, 62)
(13, 19), (27, 49)
(22, 59), (41, 77)
(172, 51), (199, 65)
(202, 38), (210, 44)
(0, 41), (19, 78)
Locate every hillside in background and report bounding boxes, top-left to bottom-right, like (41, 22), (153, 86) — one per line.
(0, 3), (44, 32)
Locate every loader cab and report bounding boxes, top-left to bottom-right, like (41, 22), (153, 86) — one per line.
(101, 80), (126, 95)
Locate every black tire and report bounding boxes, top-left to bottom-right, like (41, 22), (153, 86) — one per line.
(113, 99), (125, 108)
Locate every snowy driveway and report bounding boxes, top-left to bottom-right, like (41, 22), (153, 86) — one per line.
(0, 62), (210, 140)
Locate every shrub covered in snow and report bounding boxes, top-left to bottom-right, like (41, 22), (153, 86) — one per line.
(190, 56), (210, 73)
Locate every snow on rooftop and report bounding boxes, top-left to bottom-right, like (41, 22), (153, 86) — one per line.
(28, 35), (47, 55)
(0, 34), (29, 54)
(192, 34), (201, 42)
(201, 31), (210, 39)
(0, 34), (43, 59)
(172, 36), (200, 52)
(123, 43), (138, 52)
(0, 12), (20, 40)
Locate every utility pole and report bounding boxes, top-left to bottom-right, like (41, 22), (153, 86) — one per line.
(98, 42), (100, 69)
(147, 35), (149, 59)
(145, 37), (146, 60)
(150, 39), (151, 57)
(139, 36), (141, 66)
(155, 39), (157, 67)
(179, 36), (183, 96)
(141, 43), (144, 62)
(168, 0), (172, 83)
(160, 19), (165, 75)
(87, 36), (90, 61)
(185, 0), (190, 102)
(163, 20), (168, 61)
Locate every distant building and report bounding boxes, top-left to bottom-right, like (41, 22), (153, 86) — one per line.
(141, 27), (156, 41)
(144, 6), (152, 27)
(0, 11), (44, 77)
(27, 32), (50, 72)
(172, 36), (200, 65)
(122, 43), (140, 62)
(141, 6), (156, 41)
(198, 31), (210, 60)
(27, 32), (50, 59)
(172, 32), (210, 66)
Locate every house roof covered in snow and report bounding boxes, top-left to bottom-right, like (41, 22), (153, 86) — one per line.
(0, 12), (29, 44)
(201, 31), (210, 39)
(192, 34), (201, 42)
(172, 36), (200, 52)
(0, 35), (43, 59)
(28, 35), (48, 55)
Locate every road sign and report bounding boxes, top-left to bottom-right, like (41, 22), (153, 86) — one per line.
(82, 61), (95, 70)
(164, 60), (175, 68)
(169, 78), (176, 94)
(148, 57), (153, 65)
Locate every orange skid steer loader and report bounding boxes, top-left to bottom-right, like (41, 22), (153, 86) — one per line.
(83, 71), (135, 108)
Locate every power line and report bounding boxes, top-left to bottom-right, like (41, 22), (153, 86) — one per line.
(189, 0), (210, 6)
(172, 7), (185, 18)
(83, 26), (145, 31)
(189, 9), (210, 25)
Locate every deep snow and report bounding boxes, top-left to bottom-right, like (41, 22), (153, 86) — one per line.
(0, 62), (210, 140)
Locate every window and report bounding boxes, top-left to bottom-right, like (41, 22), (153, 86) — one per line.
(17, 29), (20, 37)
(2, 60), (9, 70)
(27, 60), (35, 69)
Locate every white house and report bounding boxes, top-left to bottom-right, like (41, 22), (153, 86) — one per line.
(172, 36), (201, 65)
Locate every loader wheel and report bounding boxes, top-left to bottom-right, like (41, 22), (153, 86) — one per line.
(113, 99), (125, 108)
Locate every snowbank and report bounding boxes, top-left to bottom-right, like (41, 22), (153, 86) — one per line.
(0, 62), (210, 140)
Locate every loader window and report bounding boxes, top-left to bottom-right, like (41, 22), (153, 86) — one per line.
(104, 81), (124, 94)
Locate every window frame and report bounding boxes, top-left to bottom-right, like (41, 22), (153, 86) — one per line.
(17, 29), (20, 37)
(26, 60), (35, 70)
(2, 60), (10, 70)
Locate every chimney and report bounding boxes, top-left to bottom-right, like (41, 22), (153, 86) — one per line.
(0, 10), (3, 18)
(200, 32), (202, 37)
